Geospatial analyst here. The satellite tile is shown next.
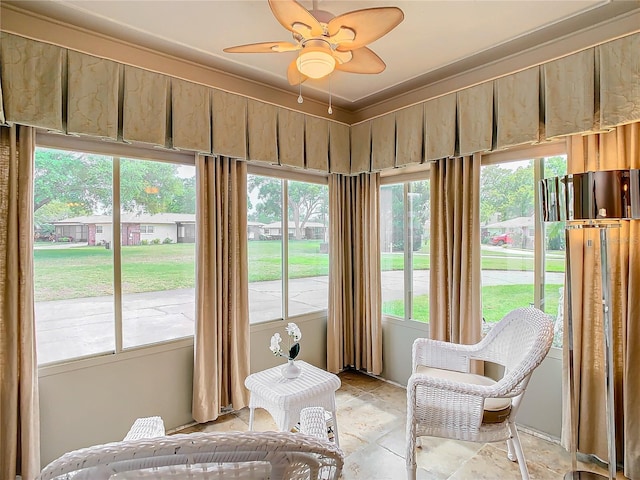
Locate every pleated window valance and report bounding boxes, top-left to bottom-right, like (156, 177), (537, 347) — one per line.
(1, 31), (639, 175)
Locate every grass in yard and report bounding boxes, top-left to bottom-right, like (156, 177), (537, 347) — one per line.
(34, 243), (196, 301)
(380, 251), (564, 273)
(383, 284), (563, 323)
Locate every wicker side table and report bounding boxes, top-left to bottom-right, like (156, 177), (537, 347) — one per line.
(245, 360), (341, 446)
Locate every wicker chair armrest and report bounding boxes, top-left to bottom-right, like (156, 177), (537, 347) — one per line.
(407, 372), (521, 399)
(412, 338), (481, 373)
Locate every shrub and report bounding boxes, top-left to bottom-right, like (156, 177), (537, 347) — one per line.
(151, 238), (161, 245)
(140, 239), (149, 246)
(162, 237), (173, 244)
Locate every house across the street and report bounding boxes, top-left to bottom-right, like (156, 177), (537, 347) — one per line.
(52, 213), (196, 246)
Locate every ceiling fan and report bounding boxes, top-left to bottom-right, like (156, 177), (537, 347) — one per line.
(223, 0), (404, 87)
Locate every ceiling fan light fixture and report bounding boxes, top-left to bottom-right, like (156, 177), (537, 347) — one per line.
(296, 47), (335, 79)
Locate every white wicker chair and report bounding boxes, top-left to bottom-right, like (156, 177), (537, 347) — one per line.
(406, 307), (554, 480)
(37, 431), (344, 480)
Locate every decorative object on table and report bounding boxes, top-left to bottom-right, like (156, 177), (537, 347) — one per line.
(540, 169), (640, 480)
(269, 322), (302, 379)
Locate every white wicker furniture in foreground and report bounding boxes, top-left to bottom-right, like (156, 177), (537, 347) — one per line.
(37, 431), (344, 480)
(245, 361), (341, 446)
(406, 307), (554, 480)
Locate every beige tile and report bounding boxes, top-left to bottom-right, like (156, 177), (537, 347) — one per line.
(342, 442), (419, 480)
(174, 370), (584, 480)
(449, 444), (563, 480)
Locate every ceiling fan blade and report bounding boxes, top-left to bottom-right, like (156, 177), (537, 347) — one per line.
(268, 0), (324, 38)
(287, 59), (308, 86)
(223, 41), (300, 54)
(328, 7), (404, 51)
(335, 47), (386, 74)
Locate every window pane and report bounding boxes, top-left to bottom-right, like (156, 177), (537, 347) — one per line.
(287, 181), (329, 316)
(380, 184), (405, 318)
(480, 161), (535, 329)
(120, 158), (196, 349)
(543, 155), (567, 348)
(248, 175), (283, 323)
(410, 180), (430, 322)
(34, 147), (115, 364)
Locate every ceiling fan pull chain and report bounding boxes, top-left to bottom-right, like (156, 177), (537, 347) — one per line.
(298, 50), (304, 104)
(328, 75), (333, 114)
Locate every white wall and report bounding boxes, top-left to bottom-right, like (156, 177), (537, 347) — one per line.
(141, 224), (176, 243)
(39, 342), (194, 466)
(38, 316), (328, 468)
(94, 224), (113, 245)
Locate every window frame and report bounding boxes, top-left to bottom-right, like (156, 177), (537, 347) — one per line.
(380, 167), (430, 323)
(35, 133), (196, 368)
(246, 164), (329, 324)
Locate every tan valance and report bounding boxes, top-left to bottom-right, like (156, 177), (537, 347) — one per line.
(544, 49), (595, 138)
(67, 51), (119, 140)
(305, 116), (329, 172)
(212, 90), (247, 159)
(395, 104), (424, 167)
(172, 78), (211, 153)
(0, 31), (639, 174)
(122, 66), (170, 147)
(458, 82), (494, 156)
(0, 32), (64, 131)
(277, 108), (305, 169)
(371, 113), (395, 171)
(350, 121), (371, 174)
(247, 99), (278, 164)
(495, 67), (540, 149)
(329, 122), (350, 174)
(425, 93), (457, 161)
(599, 34), (640, 129)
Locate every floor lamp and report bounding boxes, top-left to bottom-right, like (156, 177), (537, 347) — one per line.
(540, 169), (639, 480)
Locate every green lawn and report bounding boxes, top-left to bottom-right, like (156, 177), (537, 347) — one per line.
(382, 283), (563, 323)
(34, 240), (565, 302)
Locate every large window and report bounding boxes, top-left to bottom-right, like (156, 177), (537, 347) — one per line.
(480, 153), (566, 346)
(34, 144), (196, 364)
(380, 178), (430, 322)
(247, 172), (329, 323)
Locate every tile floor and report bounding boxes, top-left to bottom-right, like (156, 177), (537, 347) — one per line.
(176, 370), (623, 479)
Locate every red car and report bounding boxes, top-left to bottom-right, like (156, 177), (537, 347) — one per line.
(490, 233), (512, 246)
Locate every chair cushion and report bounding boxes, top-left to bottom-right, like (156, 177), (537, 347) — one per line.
(415, 366), (512, 424)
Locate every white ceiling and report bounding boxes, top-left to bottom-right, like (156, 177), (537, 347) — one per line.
(6, 0), (638, 110)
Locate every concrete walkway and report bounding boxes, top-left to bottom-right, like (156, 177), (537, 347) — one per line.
(35, 270), (564, 364)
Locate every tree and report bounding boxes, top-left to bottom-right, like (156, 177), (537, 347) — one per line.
(34, 149), (196, 218)
(247, 175), (328, 239)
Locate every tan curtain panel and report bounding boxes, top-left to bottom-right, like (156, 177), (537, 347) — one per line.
(329, 122), (350, 174)
(425, 93), (457, 161)
(247, 100), (278, 163)
(495, 67), (540, 149)
(277, 108), (304, 169)
(327, 173), (382, 374)
(458, 82), (494, 156)
(0, 76), (5, 124)
(67, 51), (119, 140)
(371, 113), (395, 171)
(212, 90), (247, 159)
(0, 125), (40, 480)
(350, 121), (371, 174)
(122, 66), (169, 146)
(544, 49), (595, 138)
(564, 122), (640, 479)
(305, 116), (329, 172)
(599, 33), (640, 129)
(429, 155), (482, 349)
(193, 155), (250, 423)
(395, 103), (424, 167)
(171, 78), (211, 153)
(0, 33), (64, 131)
